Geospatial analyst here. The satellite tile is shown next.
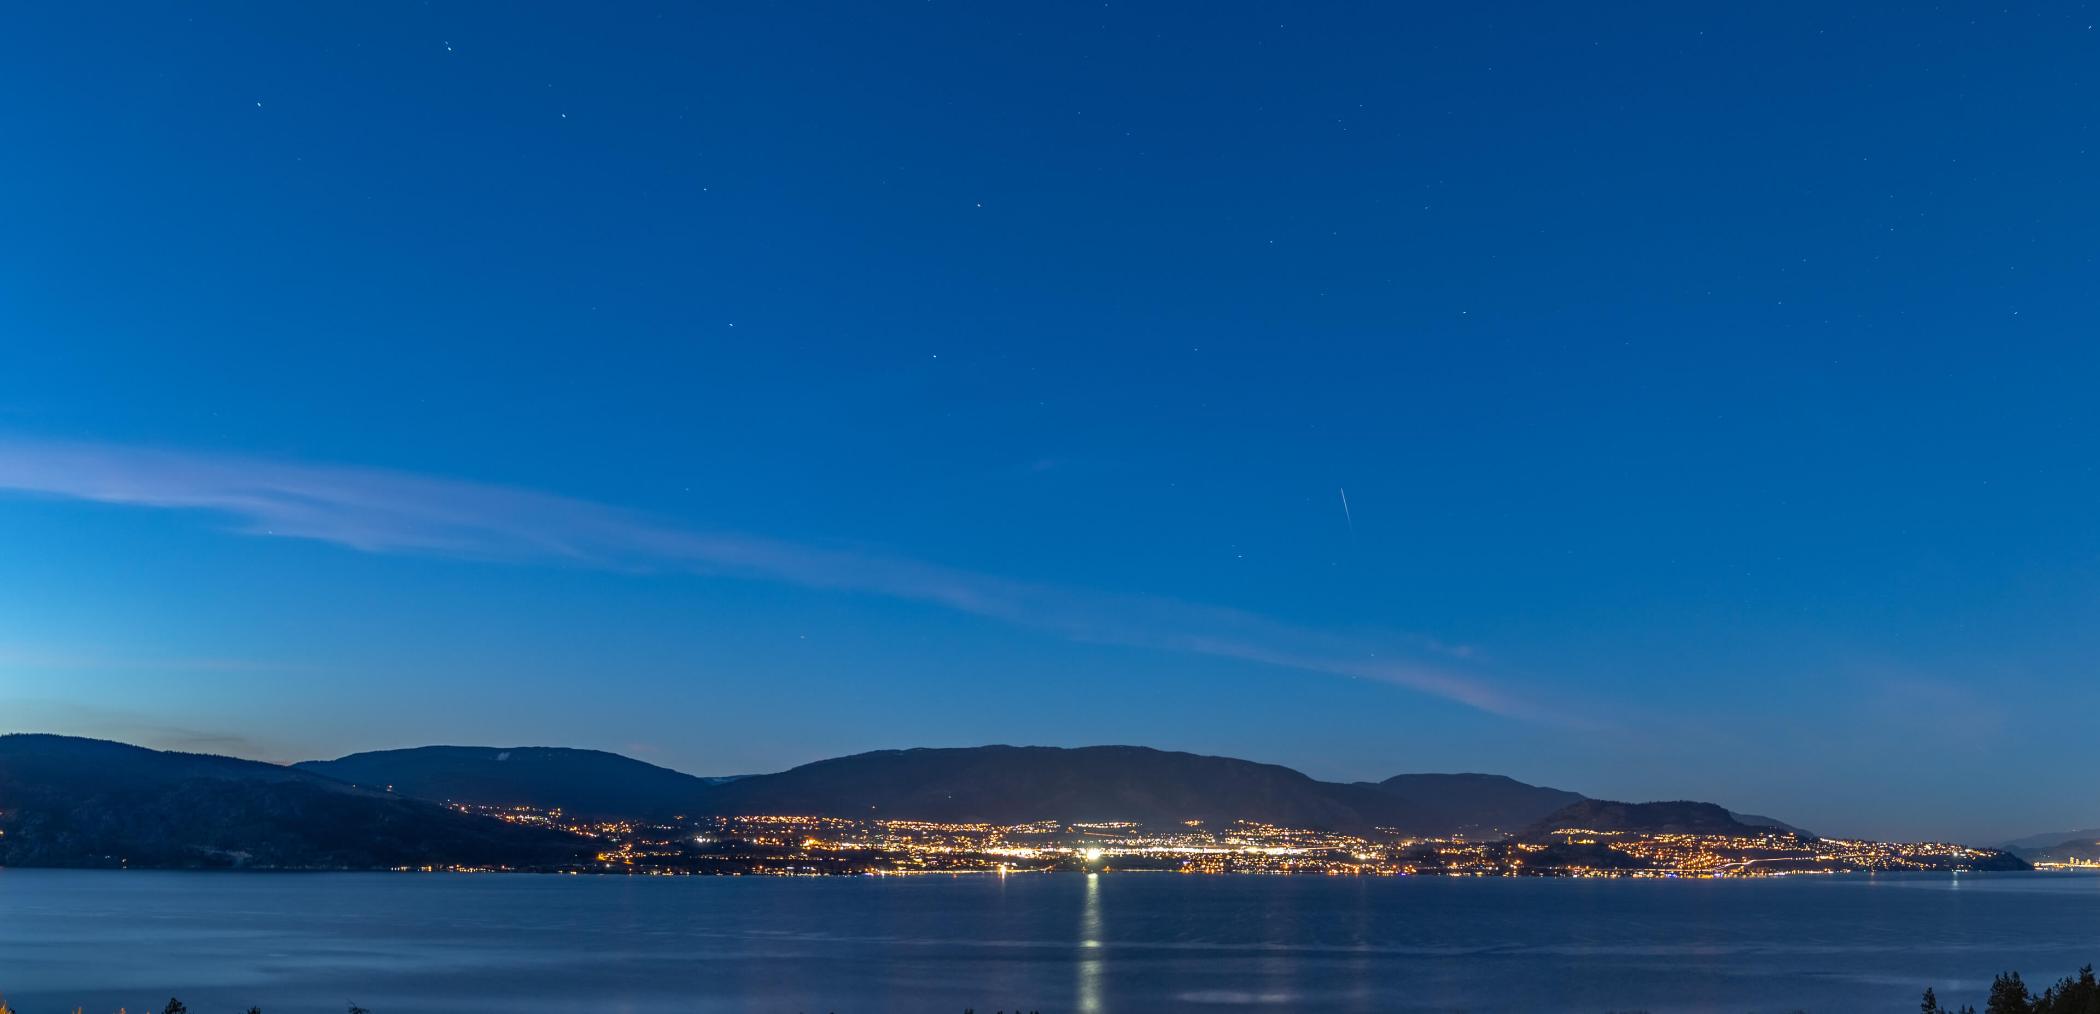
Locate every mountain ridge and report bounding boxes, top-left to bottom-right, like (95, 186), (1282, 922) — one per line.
(0, 734), (586, 870)
(687, 744), (1424, 832)
(1371, 772), (1585, 836)
(1522, 799), (1798, 839)
(296, 745), (719, 819)
(294, 741), (1788, 839)
(2002, 827), (2100, 854)
(0, 733), (1836, 872)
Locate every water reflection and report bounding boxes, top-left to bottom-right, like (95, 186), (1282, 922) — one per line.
(1077, 872), (1103, 1013)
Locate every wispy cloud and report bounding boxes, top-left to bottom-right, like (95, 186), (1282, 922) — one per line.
(0, 437), (1560, 721)
(0, 642), (308, 674)
(0, 698), (287, 761)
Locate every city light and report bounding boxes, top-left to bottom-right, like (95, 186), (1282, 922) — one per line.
(441, 803), (2020, 879)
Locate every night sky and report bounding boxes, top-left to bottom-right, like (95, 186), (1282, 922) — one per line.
(3, 3), (2097, 842)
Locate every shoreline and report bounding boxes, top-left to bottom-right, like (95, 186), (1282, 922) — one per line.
(0, 864), (2067, 879)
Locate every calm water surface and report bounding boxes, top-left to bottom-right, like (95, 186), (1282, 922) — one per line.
(4, 869), (2099, 1013)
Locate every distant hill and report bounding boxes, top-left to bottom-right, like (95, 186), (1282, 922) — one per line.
(1523, 799), (1799, 839)
(298, 746), (720, 819)
(2003, 828), (2100, 854)
(14, 733), (1839, 863)
(692, 745), (1430, 832)
(295, 744), (1785, 840)
(1731, 811), (1812, 836)
(0, 734), (585, 870)
(2024, 841), (2100, 863)
(302, 746), (1600, 835)
(1372, 773), (1584, 836)
(2003, 829), (2100, 863)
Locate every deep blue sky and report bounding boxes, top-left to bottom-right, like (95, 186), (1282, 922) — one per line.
(3, 3), (2096, 841)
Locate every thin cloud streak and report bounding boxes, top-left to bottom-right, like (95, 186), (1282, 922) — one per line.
(0, 437), (1559, 722)
(0, 699), (286, 761)
(0, 642), (310, 674)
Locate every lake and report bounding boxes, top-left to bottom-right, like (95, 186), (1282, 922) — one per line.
(4, 869), (2099, 1013)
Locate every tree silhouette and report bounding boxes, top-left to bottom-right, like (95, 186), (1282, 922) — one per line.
(2033, 964), (2100, 1014)
(1987, 972), (2034, 1014)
